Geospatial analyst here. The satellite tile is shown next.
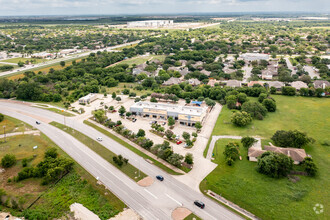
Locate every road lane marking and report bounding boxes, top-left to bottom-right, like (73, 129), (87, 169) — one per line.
(165, 194), (182, 206)
(144, 189), (158, 199)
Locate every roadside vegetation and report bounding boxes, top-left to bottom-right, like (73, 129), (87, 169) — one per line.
(50, 121), (147, 181)
(0, 115), (124, 219)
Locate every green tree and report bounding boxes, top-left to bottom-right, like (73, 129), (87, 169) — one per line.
(168, 117), (175, 126)
(118, 106), (126, 116)
(223, 142), (239, 166)
(184, 153), (194, 165)
(241, 137), (257, 149)
(257, 151), (293, 178)
(18, 61), (25, 67)
(112, 92), (116, 99)
(137, 129), (146, 137)
(241, 101), (267, 120)
(262, 99), (276, 112)
(231, 111), (252, 127)
(1, 154), (16, 168)
(194, 122), (202, 131)
(60, 61), (65, 67)
(258, 93), (268, 103)
(204, 98), (216, 107)
(166, 153), (183, 167)
(45, 148), (58, 159)
(237, 93), (248, 104)
(301, 157), (317, 176)
(271, 130), (314, 148)
(182, 132), (190, 141)
(165, 129), (174, 139)
(115, 96), (121, 102)
(282, 86), (296, 96)
(0, 113), (4, 122)
(93, 109), (107, 123)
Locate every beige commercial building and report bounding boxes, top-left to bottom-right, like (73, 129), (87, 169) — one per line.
(130, 102), (207, 126)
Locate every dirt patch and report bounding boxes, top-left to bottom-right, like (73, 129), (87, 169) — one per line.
(137, 176), (154, 187)
(171, 207), (192, 220)
(109, 208), (141, 220)
(0, 212), (24, 220)
(70, 203), (100, 220)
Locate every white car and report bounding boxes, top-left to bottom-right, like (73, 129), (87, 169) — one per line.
(96, 137), (103, 141)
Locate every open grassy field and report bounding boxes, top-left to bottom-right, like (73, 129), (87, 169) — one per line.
(0, 116), (124, 218)
(35, 106), (75, 117)
(184, 213), (202, 220)
(0, 115), (33, 135)
(118, 55), (166, 67)
(201, 96), (330, 220)
(2, 57), (47, 64)
(106, 82), (153, 96)
(50, 121), (147, 181)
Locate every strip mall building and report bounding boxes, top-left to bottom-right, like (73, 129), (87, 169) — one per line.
(130, 102), (207, 126)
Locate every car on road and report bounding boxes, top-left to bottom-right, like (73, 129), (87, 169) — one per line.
(176, 141), (182, 145)
(36, 121), (41, 125)
(194, 200), (205, 209)
(96, 137), (103, 141)
(156, 175), (164, 181)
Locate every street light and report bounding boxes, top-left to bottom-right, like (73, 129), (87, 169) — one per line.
(3, 125), (6, 142)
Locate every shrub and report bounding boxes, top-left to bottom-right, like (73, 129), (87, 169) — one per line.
(1, 154), (17, 168)
(223, 142), (240, 166)
(301, 157), (317, 176)
(258, 93), (267, 103)
(184, 153), (194, 165)
(0, 113), (4, 122)
(262, 99), (276, 112)
(241, 137), (257, 149)
(282, 86), (296, 96)
(231, 111), (252, 127)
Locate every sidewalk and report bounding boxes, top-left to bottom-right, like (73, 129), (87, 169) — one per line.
(0, 130), (40, 138)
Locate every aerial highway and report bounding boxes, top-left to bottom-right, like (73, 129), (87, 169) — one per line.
(0, 40), (143, 78)
(0, 101), (243, 220)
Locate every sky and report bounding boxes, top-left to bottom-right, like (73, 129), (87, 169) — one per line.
(0, 0), (329, 16)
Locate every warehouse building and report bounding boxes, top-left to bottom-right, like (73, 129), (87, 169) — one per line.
(130, 102), (207, 126)
(127, 20), (174, 28)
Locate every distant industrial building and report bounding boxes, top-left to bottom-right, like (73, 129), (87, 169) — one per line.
(130, 102), (207, 126)
(79, 93), (97, 104)
(127, 20), (174, 28)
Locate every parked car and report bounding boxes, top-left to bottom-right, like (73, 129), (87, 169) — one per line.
(36, 121), (41, 125)
(132, 118), (137, 122)
(111, 110), (117, 113)
(156, 175), (164, 181)
(194, 200), (205, 209)
(162, 122), (166, 125)
(96, 137), (103, 141)
(176, 141), (182, 145)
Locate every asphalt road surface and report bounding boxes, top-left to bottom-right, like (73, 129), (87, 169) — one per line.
(0, 101), (243, 220)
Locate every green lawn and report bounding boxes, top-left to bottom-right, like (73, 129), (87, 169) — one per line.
(39, 107), (75, 117)
(118, 55), (166, 67)
(201, 96), (330, 220)
(84, 120), (182, 175)
(0, 115), (33, 135)
(50, 121), (147, 182)
(2, 57), (47, 64)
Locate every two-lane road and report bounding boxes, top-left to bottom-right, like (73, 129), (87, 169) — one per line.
(0, 101), (243, 220)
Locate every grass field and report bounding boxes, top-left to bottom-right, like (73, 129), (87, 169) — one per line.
(184, 213), (202, 220)
(201, 96), (330, 220)
(0, 115), (124, 218)
(50, 121), (147, 181)
(2, 57), (47, 64)
(0, 115), (33, 135)
(37, 107), (75, 117)
(118, 55), (166, 67)
(84, 120), (182, 175)
(106, 82), (153, 96)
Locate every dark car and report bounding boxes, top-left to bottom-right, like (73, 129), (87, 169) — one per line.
(194, 200), (205, 209)
(36, 121), (41, 125)
(156, 175), (164, 181)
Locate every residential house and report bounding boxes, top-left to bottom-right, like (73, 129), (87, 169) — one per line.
(313, 80), (330, 89)
(207, 79), (220, 87)
(248, 81), (264, 87)
(132, 68), (143, 75)
(188, 78), (201, 86)
(179, 67), (190, 76)
(200, 69), (211, 76)
(192, 61), (204, 69)
(168, 66), (181, 72)
(79, 93), (97, 104)
(290, 81), (308, 90)
(225, 80), (242, 88)
(248, 145), (308, 164)
(162, 77), (182, 86)
(268, 81), (284, 90)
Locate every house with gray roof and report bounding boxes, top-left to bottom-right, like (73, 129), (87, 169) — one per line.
(225, 80), (242, 88)
(290, 81), (308, 90)
(268, 81), (284, 90)
(162, 77), (182, 86)
(313, 80), (330, 89)
(188, 78), (201, 86)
